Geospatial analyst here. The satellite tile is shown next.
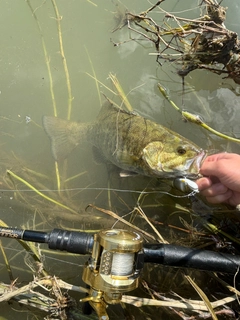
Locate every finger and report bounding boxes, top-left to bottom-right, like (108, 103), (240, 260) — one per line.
(202, 153), (232, 163)
(200, 160), (221, 176)
(199, 182), (228, 197)
(199, 153), (226, 176)
(196, 177), (212, 191)
(200, 153), (239, 176)
(205, 189), (233, 204)
(227, 192), (240, 207)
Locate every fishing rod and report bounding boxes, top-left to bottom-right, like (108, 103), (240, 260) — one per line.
(1, 226), (239, 274)
(0, 226), (239, 319)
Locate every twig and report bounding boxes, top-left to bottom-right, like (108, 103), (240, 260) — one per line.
(51, 0), (73, 120)
(185, 275), (218, 320)
(87, 204), (157, 241)
(26, 0), (57, 117)
(134, 205), (168, 243)
(158, 83), (240, 143)
(7, 170), (79, 215)
(109, 73), (133, 111)
(85, 46), (102, 107)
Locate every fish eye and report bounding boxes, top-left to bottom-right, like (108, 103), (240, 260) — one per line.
(177, 147), (186, 155)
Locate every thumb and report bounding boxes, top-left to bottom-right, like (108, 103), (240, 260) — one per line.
(199, 153), (228, 176)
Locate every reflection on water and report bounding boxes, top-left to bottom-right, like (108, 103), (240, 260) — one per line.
(0, 1), (240, 319)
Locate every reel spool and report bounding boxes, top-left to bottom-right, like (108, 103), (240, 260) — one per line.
(82, 229), (143, 314)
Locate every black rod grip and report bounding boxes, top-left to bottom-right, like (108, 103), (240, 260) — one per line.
(143, 244), (240, 274)
(0, 226), (94, 255)
(48, 229), (94, 255)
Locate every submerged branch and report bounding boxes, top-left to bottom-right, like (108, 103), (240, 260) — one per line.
(158, 83), (240, 143)
(120, 1), (240, 84)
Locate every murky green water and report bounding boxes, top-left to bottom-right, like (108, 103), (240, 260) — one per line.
(0, 1), (240, 319)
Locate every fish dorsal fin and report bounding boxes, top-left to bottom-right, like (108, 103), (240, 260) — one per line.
(97, 100), (132, 119)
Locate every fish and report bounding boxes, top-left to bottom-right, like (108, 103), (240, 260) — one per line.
(42, 100), (206, 179)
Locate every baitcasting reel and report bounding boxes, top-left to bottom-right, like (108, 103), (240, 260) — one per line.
(81, 229), (143, 317)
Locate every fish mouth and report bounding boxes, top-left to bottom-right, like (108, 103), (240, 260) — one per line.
(185, 149), (207, 178)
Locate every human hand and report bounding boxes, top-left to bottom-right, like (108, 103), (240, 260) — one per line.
(196, 153), (240, 207)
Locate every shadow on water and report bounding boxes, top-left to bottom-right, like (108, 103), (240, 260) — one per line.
(0, 0), (240, 319)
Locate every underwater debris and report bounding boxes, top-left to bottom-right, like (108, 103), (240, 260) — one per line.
(117, 0), (240, 84)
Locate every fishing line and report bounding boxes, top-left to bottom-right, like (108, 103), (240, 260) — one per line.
(0, 246), (85, 267)
(111, 252), (134, 276)
(0, 187), (197, 198)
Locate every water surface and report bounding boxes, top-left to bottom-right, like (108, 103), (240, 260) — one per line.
(0, 1), (240, 319)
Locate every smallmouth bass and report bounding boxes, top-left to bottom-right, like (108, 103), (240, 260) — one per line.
(43, 101), (206, 178)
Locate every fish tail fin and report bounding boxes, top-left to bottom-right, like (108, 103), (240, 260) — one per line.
(42, 116), (87, 161)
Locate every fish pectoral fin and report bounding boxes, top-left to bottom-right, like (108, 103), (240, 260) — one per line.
(43, 116), (83, 161)
(92, 146), (107, 164)
(115, 151), (140, 176)
(116, 150), (138, 166)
